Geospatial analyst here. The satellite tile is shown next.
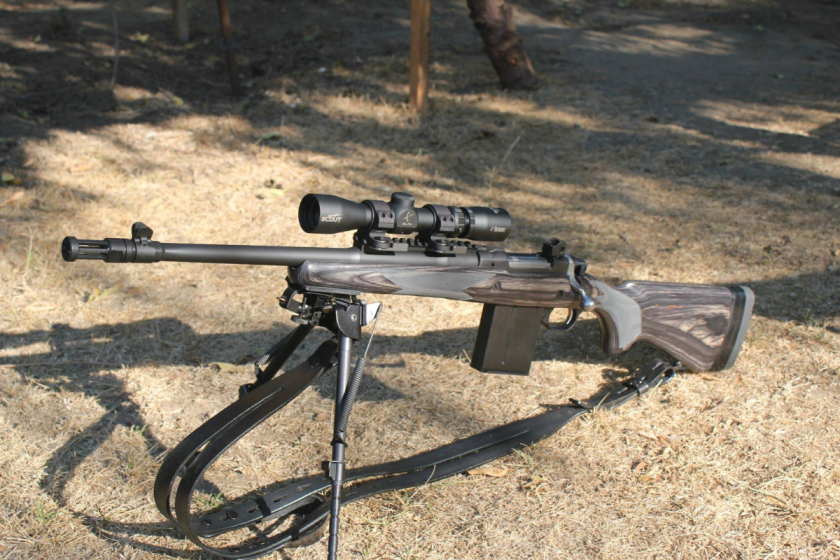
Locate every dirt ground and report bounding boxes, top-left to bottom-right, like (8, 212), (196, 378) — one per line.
(1, 0), (839, 558)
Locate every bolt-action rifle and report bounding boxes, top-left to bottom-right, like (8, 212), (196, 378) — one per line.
(62, 192), (753, 559)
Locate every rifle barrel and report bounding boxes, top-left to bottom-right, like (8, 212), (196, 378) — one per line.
(163, 243), (485, 266)
(161, 244), (358, 266)
(62, 237), (484, 267)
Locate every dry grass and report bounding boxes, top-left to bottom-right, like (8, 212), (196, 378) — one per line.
(1, 0), (839, 558)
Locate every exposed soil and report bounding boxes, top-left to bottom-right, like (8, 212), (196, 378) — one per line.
(1, 0), (839, 559)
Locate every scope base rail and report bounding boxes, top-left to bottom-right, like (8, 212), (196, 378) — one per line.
(353, 230), (478, 254)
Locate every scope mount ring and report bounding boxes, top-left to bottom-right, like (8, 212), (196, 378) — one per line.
(353, 229), (411, 252)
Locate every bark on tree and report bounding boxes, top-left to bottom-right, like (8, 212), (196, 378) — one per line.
(466, 0), (538, 89)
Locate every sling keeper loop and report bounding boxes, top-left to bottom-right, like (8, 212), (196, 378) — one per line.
(154, 328), (680, 559)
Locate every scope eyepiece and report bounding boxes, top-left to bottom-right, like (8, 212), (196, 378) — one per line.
(298, 192), (511, 244)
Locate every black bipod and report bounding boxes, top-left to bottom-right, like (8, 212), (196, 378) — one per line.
(326, 302), (382, 560)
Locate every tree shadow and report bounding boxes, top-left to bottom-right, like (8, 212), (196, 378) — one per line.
(0, 314), (647, 555)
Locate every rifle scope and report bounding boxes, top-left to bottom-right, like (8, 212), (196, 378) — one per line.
(298, 192), (511, 243)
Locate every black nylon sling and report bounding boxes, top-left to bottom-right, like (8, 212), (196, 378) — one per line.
(154, 343), (678, 559)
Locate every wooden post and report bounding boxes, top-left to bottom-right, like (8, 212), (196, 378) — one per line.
(409, 0), (431, 114)
(216, 0), (242, 96)
(171, 0), (189, 42)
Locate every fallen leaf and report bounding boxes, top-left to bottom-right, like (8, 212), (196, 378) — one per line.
(267, 189), (285, 198)
(2, 171), (16, 183)
(638, 431), (657, 440)
(100, 285), (121, 298)
(632, 461), (648, 472)
(467, 467), (509, 478)
(128, 32), (149, 43)
(89, 285), (121, 302)
(0, 191), (24, 206)
(72, 164), (92, 173)
(638, 474), (655, 483)
(170, 96), (185, 106)
(523, 474), (547, 489)
(209, 362), (239, 373)
(314, 411), (330, 421)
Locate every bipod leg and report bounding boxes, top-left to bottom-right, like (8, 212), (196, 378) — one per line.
(240, 323), (314, 397)
(326, 302), (381, 560)
(327, 333), (353, 560)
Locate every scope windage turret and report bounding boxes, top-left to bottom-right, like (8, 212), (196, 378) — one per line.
(298, 192), (511, 243)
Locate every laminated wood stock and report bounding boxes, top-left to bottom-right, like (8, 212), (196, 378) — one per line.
(291, 262), (753, 372)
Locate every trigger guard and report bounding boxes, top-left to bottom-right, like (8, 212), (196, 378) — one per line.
(542, 308), (581, 331)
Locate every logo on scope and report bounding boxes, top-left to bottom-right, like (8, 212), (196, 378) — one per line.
(321, 214), (342, 223)
(399, 211), (416, 227)
(490, 227), (507, 233)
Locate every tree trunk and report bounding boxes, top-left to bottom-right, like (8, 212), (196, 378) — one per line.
(466, 0), (537, 90)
